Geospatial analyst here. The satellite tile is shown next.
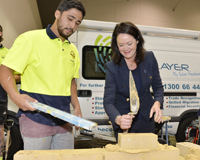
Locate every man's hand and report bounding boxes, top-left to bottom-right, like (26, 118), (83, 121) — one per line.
(74, 106), (82, 130)
(70, 78), (82, 131)
(11, 93), (37, 111)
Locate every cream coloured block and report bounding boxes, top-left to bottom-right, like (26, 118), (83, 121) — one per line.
(105, 145), (180, 160)
(14, 133), (181, 160)
(176, 142), (200, 159)
(179, 155), (186, 160)
(14, 143), (180, 160)
(118, 133), (158, 149)
(14, 149), (104, 160)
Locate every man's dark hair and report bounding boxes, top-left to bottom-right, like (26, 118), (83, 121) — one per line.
(0, 25), (3, 42)
(57, 0), (86, 19)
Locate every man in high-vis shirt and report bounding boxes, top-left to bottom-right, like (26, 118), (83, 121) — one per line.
(0, 24), (8, 160)
(0, 25), (20, 160)
(0, 0), (86, 150)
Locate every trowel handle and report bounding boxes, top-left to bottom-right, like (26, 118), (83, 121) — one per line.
(123, 112), (134, 134)
(4, 130), (10, 160)
(5, 119), (14, 160)
(123, 129), (129, 133)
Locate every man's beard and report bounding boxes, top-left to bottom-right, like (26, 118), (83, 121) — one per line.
(57, 19), (73, 39)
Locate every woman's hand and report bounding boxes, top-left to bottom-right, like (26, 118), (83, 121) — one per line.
(149, 101), (163, 123)
(115, 114), (135, 130)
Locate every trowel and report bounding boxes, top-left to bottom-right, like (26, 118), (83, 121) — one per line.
(5, 119), (14, 160)
(124, 71), (140, 133)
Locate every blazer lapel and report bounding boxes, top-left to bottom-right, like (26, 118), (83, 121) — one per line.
(117, 58), (151, 97)
(138, 60), (150, 96)
(118, 58), (129, 89)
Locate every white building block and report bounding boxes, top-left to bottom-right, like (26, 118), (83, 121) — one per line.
(176, 142), (200, 159)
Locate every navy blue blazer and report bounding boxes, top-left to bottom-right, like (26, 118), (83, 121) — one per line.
(103, 51), (164, 130)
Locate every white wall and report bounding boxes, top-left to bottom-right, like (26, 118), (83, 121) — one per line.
(81, 0), (200, 31)
(1, 0), (200, 49)
(0, 0), (42, 48)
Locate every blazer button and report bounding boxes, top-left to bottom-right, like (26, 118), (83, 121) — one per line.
(146, 90), (148, 91)
(150, 76), (152, 79)
(127, 98), (129, 101)
(122, 85), (124, 87)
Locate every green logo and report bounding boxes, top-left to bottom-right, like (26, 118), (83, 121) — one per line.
(93, 35), (112, 73)
(94, 35), (111, 46)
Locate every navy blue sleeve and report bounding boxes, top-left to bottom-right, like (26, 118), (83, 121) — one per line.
(149, 51), (164, 109)
(103, 62), (120, 129)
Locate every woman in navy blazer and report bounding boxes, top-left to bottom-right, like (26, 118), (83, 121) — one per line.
(103, 22), (164, 141)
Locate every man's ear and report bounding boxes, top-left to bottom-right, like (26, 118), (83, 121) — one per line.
(0, 32), (2, 37)
(55, 10), (60, 19)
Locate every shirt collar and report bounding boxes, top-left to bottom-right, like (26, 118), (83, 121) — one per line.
(46, 24), (71, 44)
